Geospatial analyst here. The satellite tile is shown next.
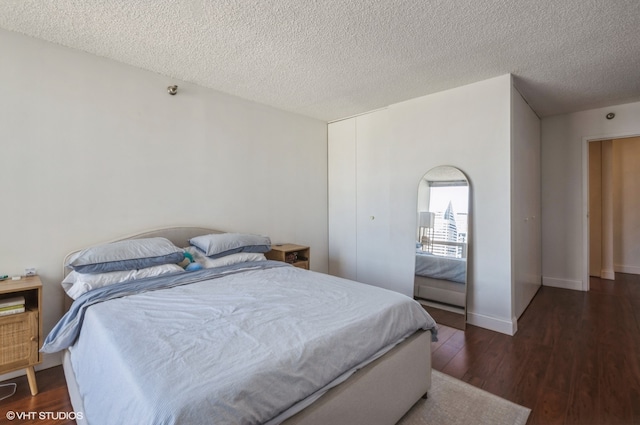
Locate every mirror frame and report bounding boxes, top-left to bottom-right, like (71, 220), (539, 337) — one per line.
(413, 165), (470, 330)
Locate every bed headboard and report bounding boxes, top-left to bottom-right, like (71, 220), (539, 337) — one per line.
(62, 226), (223, 275)
(61, 226), (223, 309)
(109, 226), (223, 249)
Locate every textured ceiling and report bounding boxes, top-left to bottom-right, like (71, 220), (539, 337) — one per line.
(1, 0), (639, 122)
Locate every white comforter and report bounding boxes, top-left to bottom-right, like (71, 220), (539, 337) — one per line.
(66, 263), (435, 425)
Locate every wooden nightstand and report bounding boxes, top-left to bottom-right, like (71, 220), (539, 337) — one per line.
(0, 276), (42, 395)
(265, 244), (310, 270)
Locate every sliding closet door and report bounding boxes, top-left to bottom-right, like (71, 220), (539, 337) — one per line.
(328, 119), (357, 280)
(355, 110), (394, 289)
(511, 88), (541, 318)
(328, 110), (393, 289)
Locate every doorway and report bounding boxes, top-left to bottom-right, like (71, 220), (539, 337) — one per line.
(587, 136), (640, 281)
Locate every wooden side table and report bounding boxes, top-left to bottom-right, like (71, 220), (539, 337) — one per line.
(0, 276), (42, 395)
(265, 244), (310, 270)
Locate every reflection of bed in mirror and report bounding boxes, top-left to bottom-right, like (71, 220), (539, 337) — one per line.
(415, 250), (465, 283)
(414, 250), (466, 308)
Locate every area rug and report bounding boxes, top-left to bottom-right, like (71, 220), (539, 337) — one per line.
(397, 370), (530, 425)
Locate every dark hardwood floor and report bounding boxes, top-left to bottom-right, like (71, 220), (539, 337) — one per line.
(432, 273), (640, 425)
(2, 273), (639, 424)
(0, 366), (74, 425)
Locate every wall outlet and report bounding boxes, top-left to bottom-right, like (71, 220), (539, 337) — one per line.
(25, 268), (37, 276)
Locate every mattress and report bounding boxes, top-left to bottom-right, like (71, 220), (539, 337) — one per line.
(414, 250), (466, 283)
(44, 261), (436, 425)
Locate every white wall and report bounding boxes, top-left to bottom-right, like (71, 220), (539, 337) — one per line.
(0, 29), (328, 375)
(390, 75), (514, 333)
(329, 75), (520, 334)
(541, 101), (640, 290)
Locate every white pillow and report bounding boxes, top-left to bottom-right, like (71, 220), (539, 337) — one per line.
(62, 264), (185, 300)
(185, 246), (266, 268)
(202, 252), (267, 268)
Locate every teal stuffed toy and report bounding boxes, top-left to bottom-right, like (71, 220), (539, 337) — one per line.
(179, 251), (203, 271)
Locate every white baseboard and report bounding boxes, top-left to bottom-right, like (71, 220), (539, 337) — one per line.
(615, 264), (640, 275)
(466, 311), (517, 335)
(542, 276), (584, 291)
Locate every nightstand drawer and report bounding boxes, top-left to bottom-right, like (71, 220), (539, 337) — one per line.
(0, 309), (39, 373)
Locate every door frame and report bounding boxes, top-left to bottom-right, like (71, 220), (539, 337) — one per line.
(582, 132), (640, 291)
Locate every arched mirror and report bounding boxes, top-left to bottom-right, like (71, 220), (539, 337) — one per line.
(414, 166), (470, 330)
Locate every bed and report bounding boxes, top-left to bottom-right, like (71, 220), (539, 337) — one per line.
(44, 227), (437, 425)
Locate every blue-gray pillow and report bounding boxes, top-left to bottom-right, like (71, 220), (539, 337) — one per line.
(189, 233), (271, 259)
(68, 237), (185, 274)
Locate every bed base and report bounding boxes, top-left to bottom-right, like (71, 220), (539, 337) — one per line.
(414, 274), (466, 308)
(63, 330), (430, 425)
(283, 330), (431, 425)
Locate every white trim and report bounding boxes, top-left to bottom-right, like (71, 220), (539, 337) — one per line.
(582, 131), (640, 293)
(615, 264), (640, 275)
(466, 312), (517, 336)
(543, 276), (584, 291)
(327, 107), (388, 124)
